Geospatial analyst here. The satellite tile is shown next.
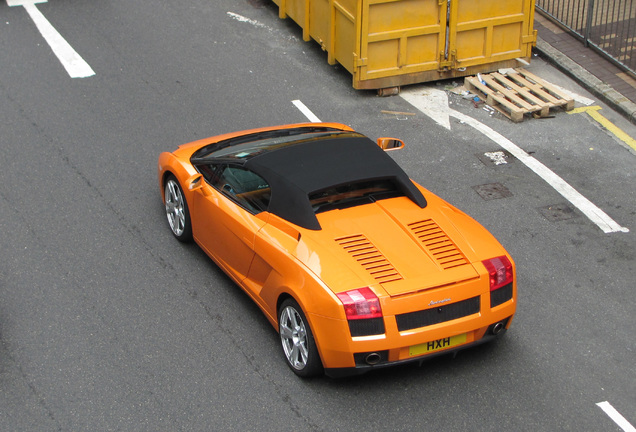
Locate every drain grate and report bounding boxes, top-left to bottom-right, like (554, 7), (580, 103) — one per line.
(472, 183), (513, 200)
(539, 203), (578, 222)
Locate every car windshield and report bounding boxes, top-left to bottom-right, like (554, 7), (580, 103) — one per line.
(309, 178), (403, 213)
(191, 127), (349, 161)
(209, 132), (338, 159)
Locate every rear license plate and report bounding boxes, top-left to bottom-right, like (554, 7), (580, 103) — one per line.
(409, 333), (467, 357)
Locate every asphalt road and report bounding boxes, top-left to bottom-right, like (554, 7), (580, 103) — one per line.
(1, 1), (634, 431)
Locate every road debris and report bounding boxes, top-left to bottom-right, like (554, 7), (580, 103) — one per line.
(381, 110), (416, 116)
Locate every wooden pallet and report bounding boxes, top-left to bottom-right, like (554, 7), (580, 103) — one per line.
(464, 68), (575, 122)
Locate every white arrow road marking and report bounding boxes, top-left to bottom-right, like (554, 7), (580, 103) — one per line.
(7, 0), (94, 78)
(400, 86), (451, 130)
(400, 86), (629, 234)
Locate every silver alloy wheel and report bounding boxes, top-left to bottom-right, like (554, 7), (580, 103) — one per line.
(279, 305), (309, 370)
(165, 179), (186, 237)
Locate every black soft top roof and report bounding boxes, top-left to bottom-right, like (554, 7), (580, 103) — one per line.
(194, 130), (427, 230)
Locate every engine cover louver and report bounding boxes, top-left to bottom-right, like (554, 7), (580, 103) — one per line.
(409, 220), (469, 270)
(336, 234), (403, 284)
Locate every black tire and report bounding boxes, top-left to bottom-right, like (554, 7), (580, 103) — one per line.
(278, 298), (323, 377)
(163, 175), (193, 242)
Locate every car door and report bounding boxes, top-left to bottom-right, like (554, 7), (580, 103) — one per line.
(190, 163), (269, 282)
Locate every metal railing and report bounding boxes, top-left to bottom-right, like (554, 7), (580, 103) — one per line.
(535, 0), (636, 75)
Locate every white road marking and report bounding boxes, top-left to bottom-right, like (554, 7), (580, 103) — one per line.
(227, 11), (297, 41)
(292, 100), (321, 123)
(452, 109), (629, 233)
(401, 87), (451, 130)
(7, 0), (94, 78)
(552, 83), (595, 106)
(400, 86), (629, 234)
(597, 401), (636, 432)
(226, 12), (268, 29)
(484, 151), (508, 165)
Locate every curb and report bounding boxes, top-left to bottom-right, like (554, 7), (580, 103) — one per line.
(535, 38), (636, 125)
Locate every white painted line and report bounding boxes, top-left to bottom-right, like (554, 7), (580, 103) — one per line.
(597, 401), (636, 432)
(450, 109), (629, 233)
(292, 100), (321, 123)
(7, 0), (46, 5)
(226, 12), (268, 29)
(226, 11), (297, 41)
(8, 0), (95, 78)
(401, 86), (629, 234)
(552, 83), (595, 106)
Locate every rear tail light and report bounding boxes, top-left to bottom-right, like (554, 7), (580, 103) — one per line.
(482, 256), (513, 291)
(336, 287), (383, 320)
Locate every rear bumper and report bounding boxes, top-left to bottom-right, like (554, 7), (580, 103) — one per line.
(309, 283), (516, 374)
(323, 323), (509, 378)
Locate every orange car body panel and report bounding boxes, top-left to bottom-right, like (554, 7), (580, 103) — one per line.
(158, 123), (516, 373)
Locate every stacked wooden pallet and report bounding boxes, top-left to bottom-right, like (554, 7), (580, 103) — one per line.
(464, 68), (575, 122)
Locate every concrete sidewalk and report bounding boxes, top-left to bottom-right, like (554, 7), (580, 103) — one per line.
(533, 14), (636, 124)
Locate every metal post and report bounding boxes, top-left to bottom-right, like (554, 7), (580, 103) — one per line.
(584, 0), (594, 47)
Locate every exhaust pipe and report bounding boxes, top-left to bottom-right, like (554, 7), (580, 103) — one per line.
(492, 321), (505, 335)
(365, 353), (382, 365)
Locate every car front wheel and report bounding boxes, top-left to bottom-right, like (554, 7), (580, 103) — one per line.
(164, 175), (192, 242)
(278, 298), (323, 377)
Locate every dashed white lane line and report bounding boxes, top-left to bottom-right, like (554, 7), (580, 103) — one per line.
(597, 401), (636, 432)
(292, 100), (321, 123)
(400, 86), (629, 234)
(7, 0), (94, 78)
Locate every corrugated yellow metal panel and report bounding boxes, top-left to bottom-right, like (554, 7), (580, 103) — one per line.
(273, 0), (309, 39)
(359, 0), (446, 80)
(333, 1), (357, 71)
(451, 0), (535, 67)
(308, 0), (331, 50)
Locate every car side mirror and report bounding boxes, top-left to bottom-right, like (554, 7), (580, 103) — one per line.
(377, 137), (405, 151)
(187, 173), (203, 191)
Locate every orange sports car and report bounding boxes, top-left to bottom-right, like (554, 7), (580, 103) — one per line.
(158, 123), (516, 377)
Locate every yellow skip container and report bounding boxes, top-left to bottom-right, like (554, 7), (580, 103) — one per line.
(272, 0), (537, 91)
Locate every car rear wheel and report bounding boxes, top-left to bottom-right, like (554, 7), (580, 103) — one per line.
(164, 175), (192, 242)
(278, 298), (323, 377)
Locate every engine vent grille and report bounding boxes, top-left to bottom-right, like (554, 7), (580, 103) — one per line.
(409, 220), (469, 269)
(336, 234), (402, 284)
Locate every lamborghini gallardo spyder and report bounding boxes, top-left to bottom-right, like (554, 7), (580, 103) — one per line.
(157, 123), (516, 377)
